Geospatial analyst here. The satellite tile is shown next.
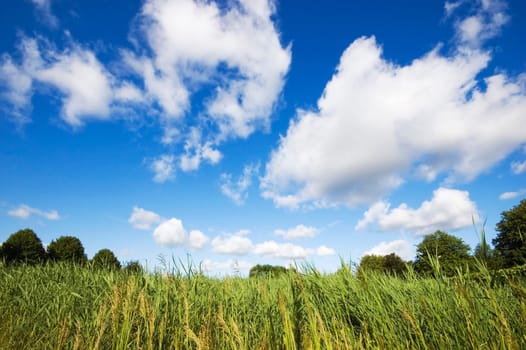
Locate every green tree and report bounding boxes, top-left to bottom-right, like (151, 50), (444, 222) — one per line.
(1, 228), (46, 265)
(358, 253), (407, 277)
(123, 260), (143, 274)
(47, 236), (87, 264)
(249, 264), (288, 278)
(357, 255), (385, 275)
(91, 249), (121, 270)
(493, 199), (526, 268)
(414, 230), (471, 277)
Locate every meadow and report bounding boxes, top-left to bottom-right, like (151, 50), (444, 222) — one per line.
(0, 261), (525, 349)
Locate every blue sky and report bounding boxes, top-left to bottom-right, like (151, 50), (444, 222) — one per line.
(1, 0), (525, 275)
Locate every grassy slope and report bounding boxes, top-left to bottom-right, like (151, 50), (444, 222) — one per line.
(0, 263), (525, 349)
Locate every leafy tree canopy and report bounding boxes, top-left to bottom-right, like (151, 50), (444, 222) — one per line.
(493, 199), (526, 268)
(91, 249), (121, 270)
(414, 230), (471, 277)
(47, 236), (87, 264)
(1, 228), (46, 265)
(123, 260), (143, 274)
(249, 264), (288, 278)
(358, 253), (407, 277)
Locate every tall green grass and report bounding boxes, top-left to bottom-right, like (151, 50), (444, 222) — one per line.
(0, 261), (525, 349)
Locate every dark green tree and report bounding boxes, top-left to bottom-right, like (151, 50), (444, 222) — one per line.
(1, 228), (46, 265)
(357, 255), (385, 275)
(91, 249), (121, 270)
(414, 230), (471, 277)
(358, 253), (407, 277)
(47, 236), (87, 264)
(249, 264), (288, 278)
(383, 253), (408, 275)
(493, 199), (526, 268)
(123, 260), (143, 274)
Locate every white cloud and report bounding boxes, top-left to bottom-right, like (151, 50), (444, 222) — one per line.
(499, 189), (525, 200)
(220, 163), (259, 205)
(188, 230), (209, 249)
(316, 245), (337, 256)
(453, 0), (508, 47)
(35, 47), (113, 126)
(262, 32), (526, 208)
(511, 160), (526, 175)
(150, 154), (175, 183)
(253, 241), (311, 259)
(0, 38), (115, 127)
(0, 56), (33, 125)
(152, 218), (187, 246)
(211, 234), (253, 255)
(362, 240), (415, 261)
(128, 206), (162, 230)
(31, 0), (58, 28)
(356, 187), (479, 235)
(274, 224), (318, 240)
(125, 0), (290, 168)
(179, 128), (222, 171)
(253, 241), (336, 259)
(7, 204), (60, 220)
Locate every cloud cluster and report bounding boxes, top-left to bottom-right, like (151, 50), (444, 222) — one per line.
(7, 204), (60, 220)
(262, 32), (526, 208)
(210, 229), (336, 259)
(355, 188), (479, 235)
(130, 0), (291, 139)
(129, 207), (210, 250)
(1, 0), (290, 175)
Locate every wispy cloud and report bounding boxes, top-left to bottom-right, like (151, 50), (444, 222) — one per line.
(150, 155), (175, 183)
(31, 0), (58, 28)
(511, 160), (526, 175)
(220, 163), (260, 205)
(274, 224), (318, 240)
(499, 189), (526, 200)
(7, 204), (60, 220)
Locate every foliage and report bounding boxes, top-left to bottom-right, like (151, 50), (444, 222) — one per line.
(91, 249), (121, 270)
(249, 264), (288, 278)
(0, 229), (46, 265)
(414, 230), (471, 277)
(358, 253), (407, 277)
(47, 236), (87, 264)
(493, 199), (526, 268)
(123, 260), (143, 274)
(0, 263), (525, 349)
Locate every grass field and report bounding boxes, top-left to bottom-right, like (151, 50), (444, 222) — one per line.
(0, 262), (525, 349)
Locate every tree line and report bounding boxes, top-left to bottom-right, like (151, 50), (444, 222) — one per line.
(0, 229), (142, 273)
(250, 199), (526, 278)
(1, 199), (525, 277)
(357, 199), (526, 277)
